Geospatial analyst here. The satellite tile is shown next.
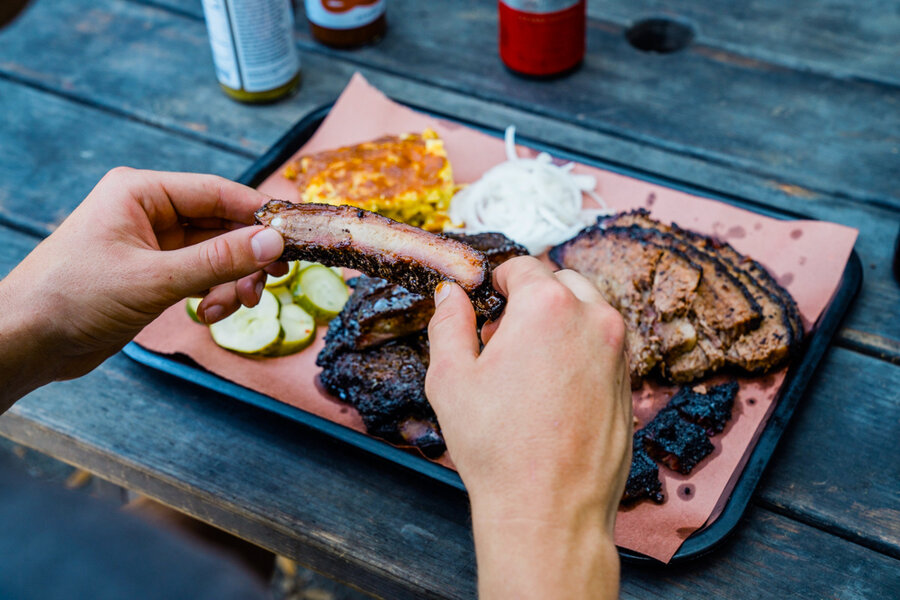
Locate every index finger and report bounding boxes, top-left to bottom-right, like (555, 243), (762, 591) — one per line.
(490, 255), (557, 297)
(119, 169), (271, 226)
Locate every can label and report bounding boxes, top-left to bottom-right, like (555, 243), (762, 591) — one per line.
(202, 0), (300, 93)
(305, 0), (385, 30)
(499, 0), (585, 76)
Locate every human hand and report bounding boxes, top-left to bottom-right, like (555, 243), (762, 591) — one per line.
(0, 168), (283, 403)
(425, 256), (631, 599)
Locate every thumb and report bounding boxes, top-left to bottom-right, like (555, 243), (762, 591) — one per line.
(426, 282), (480, 396)
(160, 226), (284, 298)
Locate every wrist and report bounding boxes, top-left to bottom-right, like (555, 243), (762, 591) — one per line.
(0, 277), (58, 412)
(469, 487), (619, 600)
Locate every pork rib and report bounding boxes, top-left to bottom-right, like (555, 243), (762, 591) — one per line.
(255, 200), (505, 320)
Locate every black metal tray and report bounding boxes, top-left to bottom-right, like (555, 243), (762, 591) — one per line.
(124, 101), (862, 564)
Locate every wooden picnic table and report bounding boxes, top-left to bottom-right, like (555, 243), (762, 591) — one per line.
(1, 1), (898, 597)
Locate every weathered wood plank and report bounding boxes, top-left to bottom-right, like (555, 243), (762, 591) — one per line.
(1, 0), (899, 353)
(153, 0), (900, 89)
(0, 340), (898, 597)
(0, 79), (248, 236)
(758, 347), (900, 558)
(2, 223), (899, 576)
(586, 0), (900, 88)
(839, 328), (900, 366)
(620, 507), (900, 600)
(6, 0), (900, 211)
(289, 2), (900, 211)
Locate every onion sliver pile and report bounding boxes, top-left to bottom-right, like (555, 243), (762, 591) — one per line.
(447, 126), (611, 255)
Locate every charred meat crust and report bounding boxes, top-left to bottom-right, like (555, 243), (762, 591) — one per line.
(669, 381), (738, 435)
(316, 232), (526, 458)
(317, 276), (434, 364)
(623, 432), (665, 504)
(317, 333), (447, 457)
(444, 232), (529, 267)
(604, 209), (803, 352)
(623, 381), (738, 503)
(549, 225), (705, 382)
(255, 200), (506, 320)
(642, 408), (715, 475)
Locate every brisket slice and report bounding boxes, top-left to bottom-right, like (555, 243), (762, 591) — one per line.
(608, 225), (761, 383)
(549, 226), (702, 380)
(603, 209), (799, 372)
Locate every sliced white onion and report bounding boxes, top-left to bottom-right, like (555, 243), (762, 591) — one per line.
(447, 126), (612, 255)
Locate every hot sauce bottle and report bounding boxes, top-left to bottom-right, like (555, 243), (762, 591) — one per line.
(499, 0), (586, 77)
(304, 0), (387, 48)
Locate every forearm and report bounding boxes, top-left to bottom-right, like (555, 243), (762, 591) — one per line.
(470, 492), (620, 600)
(0, 278), (57, 413)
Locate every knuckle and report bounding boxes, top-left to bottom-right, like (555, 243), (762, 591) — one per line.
(534, 280), (576, 311)
(596, 306), (627, 350)
(424, 358), (453, 395)
(102, 166), (136, 185)
(427, 305), (460, 335)
(204, 238), (238, 280)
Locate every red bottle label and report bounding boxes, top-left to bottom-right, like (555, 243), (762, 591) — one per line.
(499, 0), (586, 76)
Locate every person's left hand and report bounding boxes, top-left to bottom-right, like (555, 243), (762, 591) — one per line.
(0, 168), (284, 389)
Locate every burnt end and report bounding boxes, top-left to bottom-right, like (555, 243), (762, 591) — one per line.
(642, 408), (714, 475)
(317, 276), (434, 361)
(669, 382), (738, 435)
(312, 231), (529, 457)
(397, 417), (446, 458)
(318, 336), (441, 447)
(470, 280), (506, 321)
(622, 431), (665, 504)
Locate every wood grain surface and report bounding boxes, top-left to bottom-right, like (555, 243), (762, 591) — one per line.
(0, 0), (898, 597)
(1, 0), (898, 354)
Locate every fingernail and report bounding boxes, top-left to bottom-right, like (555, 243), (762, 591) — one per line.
(251, 228), (283, 263)
(254, 279), (265, 299)
(434, 281), (451, 306)
(203, 304), (225, 324)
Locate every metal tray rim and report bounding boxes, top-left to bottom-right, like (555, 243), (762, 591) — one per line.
(124, 100), (862, 565)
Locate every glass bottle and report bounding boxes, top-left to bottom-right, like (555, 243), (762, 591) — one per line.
(499, 0), (586, 77)
(201, 0), (302, 103)
(304, 0), (387, 48)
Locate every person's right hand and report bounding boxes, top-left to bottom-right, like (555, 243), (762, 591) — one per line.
(425, 256), (631, 600)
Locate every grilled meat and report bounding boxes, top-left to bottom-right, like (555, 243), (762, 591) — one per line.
(318, 276), (434, 364)
(641, 408), (715, 475)
(444, 232), (529, 267)
(255, 200), (505, 320)
(548, 226), (702, 380)
(316, 232), (526, 458)
(623, 431), (665, 504)
(669, 381), (738, 435)
(317, 334), (446, 457)
(624, 381), (738, 504)
(603, 210), (799, 373)
(319, 231), (526, 363)
(552, 209), (799, 384)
